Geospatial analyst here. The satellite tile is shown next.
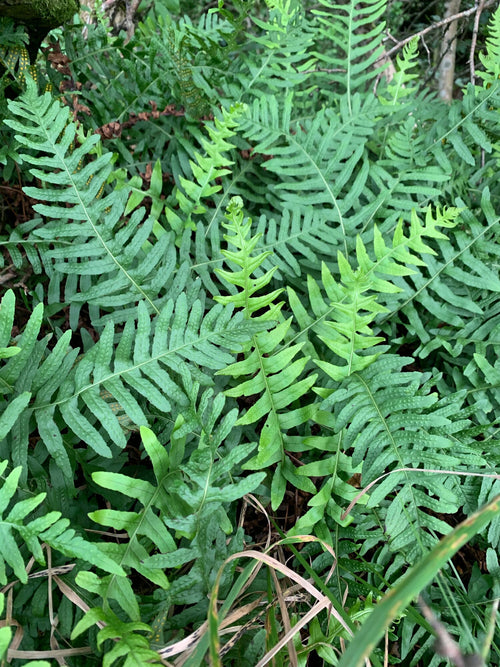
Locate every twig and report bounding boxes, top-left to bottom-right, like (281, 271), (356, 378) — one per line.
(470, 0), (487, 85)
(125, 0), (141, 42)
(438, 0), (461, 103)
(377, 0), (498, 65)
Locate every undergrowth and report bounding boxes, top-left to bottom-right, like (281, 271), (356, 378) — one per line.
(0, 0), (499, 665)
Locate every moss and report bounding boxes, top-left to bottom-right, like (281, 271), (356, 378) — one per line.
(31, 0), (79, 27)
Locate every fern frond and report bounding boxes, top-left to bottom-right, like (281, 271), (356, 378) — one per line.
(83, 413), (264, 617)
(0, 218), (49, 274)
(54, 298), (266, 454)
(322, 356), (488, 562)
(290, 206), (459, 382)
(231, 0), (316, 101)
(215, 197), (317, 508)
(0, 289), (77, 486)
(255, 205), (341, 281)
(0, 289), (266, 488)
(5, 79), (187, 327)
(87, 426), (176, 605)
(166, 103), (245, 235)
(424, 74), (500, 179)
(312, 0), (386, 104)
(379, 37), (420, 107)
(71, 607), (162, 667)
(0, 459), (124, 586)
(383, 189), (500, 355)
(286, 430), (366, 536)
(478, 5), (500, 83)
(214, 196), (284, 317)
(466, 353), (500, 420)
(239, 93), (376, 256)
(138, 8), (234, 119)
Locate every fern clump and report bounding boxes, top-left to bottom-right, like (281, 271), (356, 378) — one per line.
(0, 1), (499, 665)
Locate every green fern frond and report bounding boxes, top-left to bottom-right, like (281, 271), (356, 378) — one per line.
(383, 190), (500, 354)
(478, 5), (500, 83)
(0, 289), (267, 487)
(322, 355), (488, 561)
(424, 72), (500, 179)
(139, 9), (233, 119)
(379, 37), (420, 107)
(0, 459), (124, 586)
(54, 298), (266, 455)
(166, 103), (245, 235)
(84, 414), (264, 616)
(312, 0), (387, 104)
(5, 78), (184, 327)
(215, 197), (317, 508)
(233, 0), (316, 100)
(239, 93), (375, 255)
(0, 289), (77, 485)
(214, 196), (284, 318)
(290, 206), (459, 382)
(71, 607), (162, 667)
(87, 426), (176, 605)
(255, 208), (336, 279)
(286, 431), (366, 535)
(0, 219), (49, 274)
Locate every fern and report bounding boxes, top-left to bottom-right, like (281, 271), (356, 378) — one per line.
(477, 5), (500, 84)
(0, 286), (267, 494)
(289, 206), (459, 382)
(0, 458), (124, 587)
(2, 1), (500, 664)
(165, 103), (245, 235)
(239, 92), (375, 257)
(215, 197), (317, 508)
(379, 37), (420, 108)
(242, 0), (317, 97)
(381, 189), (500, 366)
(320, 355), (491, 564)
(71, 607), (162, 667)
(5, 79), (168, 324)
(312, 0), (387, 104)
(76, 413), (264, 653)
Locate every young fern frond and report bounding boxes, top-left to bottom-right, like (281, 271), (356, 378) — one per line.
(290, 206), (459, 382)
(215, 197), (317, 508)
(214, 196), (284, 319)
(166, 103), (245, 235)
(382, 189), (500, 355)
(379, 37), (420, 108)
(477, 4), (500, 83)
